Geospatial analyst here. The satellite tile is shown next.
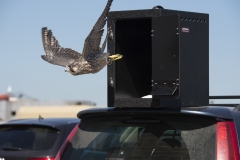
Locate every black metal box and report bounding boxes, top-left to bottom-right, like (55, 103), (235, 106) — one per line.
(107, 8), (209, 108)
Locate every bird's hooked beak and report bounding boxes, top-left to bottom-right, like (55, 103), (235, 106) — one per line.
(65, 66), (70, 72)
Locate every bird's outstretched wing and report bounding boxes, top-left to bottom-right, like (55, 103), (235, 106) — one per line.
(41, 27), (82, 67)
(82, 0), (113, 59)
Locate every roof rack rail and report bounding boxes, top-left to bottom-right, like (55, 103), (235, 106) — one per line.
(209, 104), (239, 107)
(209, 96), (240, 108)
(209, 96), (240, 99)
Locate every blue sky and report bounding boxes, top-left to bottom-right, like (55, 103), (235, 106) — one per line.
(0, 0), (239, 106)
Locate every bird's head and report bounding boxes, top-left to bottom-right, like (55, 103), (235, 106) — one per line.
(65, 65), (78, 75)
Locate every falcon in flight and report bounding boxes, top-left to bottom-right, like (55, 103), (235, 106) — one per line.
(41, 0), (122, 76)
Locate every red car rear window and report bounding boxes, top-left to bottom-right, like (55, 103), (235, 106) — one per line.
(58, 116), (217, 160)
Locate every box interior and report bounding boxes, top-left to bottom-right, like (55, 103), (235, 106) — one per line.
(115, 18), (152, 98)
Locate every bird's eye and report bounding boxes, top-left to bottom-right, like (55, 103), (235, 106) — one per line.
(68, 66), (75, 72)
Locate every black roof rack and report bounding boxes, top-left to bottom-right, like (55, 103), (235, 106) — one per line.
(209, 96), (240, 99)
(209, 95), (240, 108)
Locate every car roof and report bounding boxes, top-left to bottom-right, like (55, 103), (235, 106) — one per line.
(77, 106), (235, 120)
(3, 118), (80, 129)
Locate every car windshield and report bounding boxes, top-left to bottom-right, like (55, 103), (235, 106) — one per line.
(0, 125), (59, 150)
(61, 115), (216, 160)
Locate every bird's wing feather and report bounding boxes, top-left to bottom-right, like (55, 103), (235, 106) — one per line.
(82, 0), (113, 59)
(41, 27), (82, 67)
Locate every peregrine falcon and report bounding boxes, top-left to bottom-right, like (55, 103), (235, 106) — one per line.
(41, 0), (122, 76)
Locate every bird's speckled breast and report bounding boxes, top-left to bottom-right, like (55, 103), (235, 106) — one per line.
(73, 58), (107, 75)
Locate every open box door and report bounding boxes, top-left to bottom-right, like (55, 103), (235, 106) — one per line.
(152, 14), (179, 97)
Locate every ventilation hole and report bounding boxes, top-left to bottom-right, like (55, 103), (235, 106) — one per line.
(180, 17), (206, 23)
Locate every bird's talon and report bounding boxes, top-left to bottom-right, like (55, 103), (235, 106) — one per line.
(107, 54), (122, 65)
(108, 54), (123, 61)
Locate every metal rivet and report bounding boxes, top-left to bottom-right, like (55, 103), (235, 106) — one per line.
(110, 77), (114, 87)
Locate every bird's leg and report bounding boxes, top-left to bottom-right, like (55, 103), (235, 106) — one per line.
(101, 26), (112, 52)
(107, 54), (123, 65)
